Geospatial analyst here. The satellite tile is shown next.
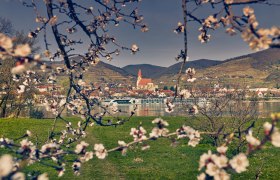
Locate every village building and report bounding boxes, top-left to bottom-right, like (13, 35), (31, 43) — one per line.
(136, 69), (158, 91)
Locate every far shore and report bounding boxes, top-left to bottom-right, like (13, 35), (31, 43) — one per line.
(244, 99), (280, 103)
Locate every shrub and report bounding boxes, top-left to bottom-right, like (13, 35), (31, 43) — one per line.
(29, 109), (44, 119)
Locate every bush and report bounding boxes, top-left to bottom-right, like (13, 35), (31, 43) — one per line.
(29, 108), (44, 119)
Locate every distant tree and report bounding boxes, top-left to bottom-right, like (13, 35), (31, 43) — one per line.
(192, 89), (258, 149)
(0, 18), (39, 117)
(0, 17), (14, 35)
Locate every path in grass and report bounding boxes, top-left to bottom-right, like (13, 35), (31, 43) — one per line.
(81, 133), (125, 180)
(87, 116), (205, 179)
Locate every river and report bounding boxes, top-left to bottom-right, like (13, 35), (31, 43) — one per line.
(36, 101), (280, 118)
(113, 101), (280, 117)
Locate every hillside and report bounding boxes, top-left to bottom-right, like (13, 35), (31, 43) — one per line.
(226, 48), (280, 70)
(155, 48), (280, 88)
(123, 64), (167, 78)
(266, 71), (280, 82)
(44, 48), (280, 88)
(46, 58), (134, 85)
(154, 59), (222, 78)
(85, 61), (133, 84)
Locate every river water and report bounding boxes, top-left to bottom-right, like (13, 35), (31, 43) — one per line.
(36, 101), (280, 118)
(114, 101), (280, 117)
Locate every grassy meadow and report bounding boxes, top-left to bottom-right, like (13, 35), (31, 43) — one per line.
(1, 117), (280, 179)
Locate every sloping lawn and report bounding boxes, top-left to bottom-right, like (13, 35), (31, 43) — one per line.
(0, 117), (280, 179)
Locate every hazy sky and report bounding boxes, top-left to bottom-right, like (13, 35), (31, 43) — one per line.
(0, 0), (279, 67)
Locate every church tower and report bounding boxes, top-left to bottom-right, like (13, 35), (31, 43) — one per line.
(138, 69), (142, 79)
(136, 69), (142, 89)
(135, 69), (157, 91)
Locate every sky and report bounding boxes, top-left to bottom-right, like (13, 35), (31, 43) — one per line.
(0, 0), (279, 68)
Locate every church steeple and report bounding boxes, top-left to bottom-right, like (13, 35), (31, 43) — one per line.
(138, 69), (142, 78)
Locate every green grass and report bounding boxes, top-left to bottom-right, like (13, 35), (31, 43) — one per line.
(1, 117), (280, 179)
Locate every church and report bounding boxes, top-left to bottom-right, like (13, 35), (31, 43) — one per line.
(136, 69), (158, 91)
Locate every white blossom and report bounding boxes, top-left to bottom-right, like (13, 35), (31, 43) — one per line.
(94, 144), (108, 159)
(26, 130), (32, 137)
(164, 99), (175, 113)
(188, 138), (200, 147)
(212, 155), (228, 168)
(206, 162), (220, 176)
(197, 173), (206, 180)
(165, 107), (174, 113)
(271, 131), (280, 147)
(80, 151), (93, 162)
(17, 85), (25, 94)
(141, 25), (149, 32)
(58, 166), (65, 177)
(40, 143), (59, 153)
(0, 33), (13, 49)
(177, 125), (200, 145)
(72, 161), (81, 176)
(263, 122), (272, 134)
(130, 127), (147, 141)
(14, 44), (31, 57)
(0, 154), (14, 178)
(118, 141), (127, 147)
(187, 78), (197, 82)
(246, 130), (260, 146)
(226, 27), (236, 36)
(190, 105), (199, 114)
(217, 146), (228, 154)
(225, 0), (233, 4)
(131, 44), (139, 53)
(174, 22), (184, 34)
(75, 141), (89, 154)
(37, 173), (49, 180)
(229, 153), (249, 173)
(149, 127), (169, 138)
(243, 6), (254, 17)
(214, 170), (230, 180)
(199, 150), (213, 170)
(11, 172), (25, 180)
(179, 89), (191, 99)
(186, 68), (196, 75)
(118, 141), (128, 155)
(19, 139), (34, 152)
(152, 118), (169, 127)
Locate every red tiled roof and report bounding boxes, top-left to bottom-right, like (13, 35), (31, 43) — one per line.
(160, 90), (173, 93)
(138, 78), (152, 85)
(36, 85), (62, 88)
